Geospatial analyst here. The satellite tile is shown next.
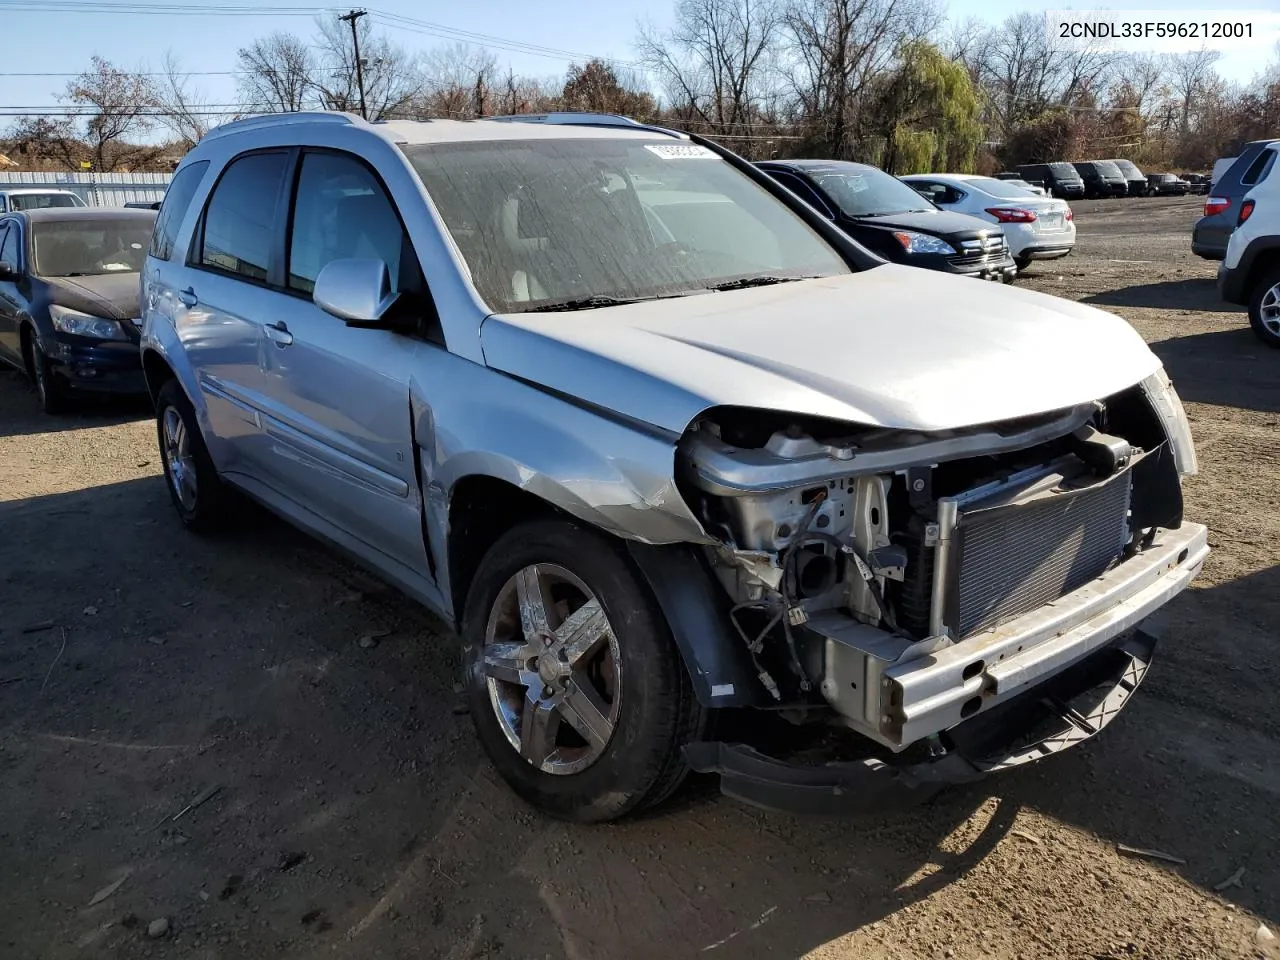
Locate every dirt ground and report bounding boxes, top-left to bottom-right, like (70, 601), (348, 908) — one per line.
(2, 195), (1278, 960)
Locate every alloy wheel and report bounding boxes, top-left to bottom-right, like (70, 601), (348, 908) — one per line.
(1260, 281), (1280, 338)
(481, 563), (622, 775)
(161, 405), (198, 511)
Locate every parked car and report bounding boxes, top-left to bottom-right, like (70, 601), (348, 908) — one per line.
(1179, 173), (1209, 195)
(1106, 159), (1148, 196)
(1072, 161), (1128, 198)
(1017, 162), (1085, 199)
(1147, 173), (1189, 196)
(0, 188), (87, 213)
(901, 173), (1075, 272)
(756, 159), (1015, 282)
(124, 200), (163, 210)
(0, 207), (156, 412)
(1193, 139), (1280, 260)
(992, 175), (1048, 197)
(1218, 142), (1280, 346)
(140, 110), (1206, 822)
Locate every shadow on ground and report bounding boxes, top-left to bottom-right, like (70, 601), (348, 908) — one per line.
(1149, 327), (1280, 414)
(0, 368), (150, 439)
(1082, 277), (1239, 313)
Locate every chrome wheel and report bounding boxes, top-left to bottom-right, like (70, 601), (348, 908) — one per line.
(161, 405), (198, 511)
(1260, 281), (1280, 338)
(482, 563), (621, 775)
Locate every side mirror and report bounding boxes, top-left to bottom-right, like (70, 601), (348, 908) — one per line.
(313, 258), (400, 328)
(0, 261), (17, 280)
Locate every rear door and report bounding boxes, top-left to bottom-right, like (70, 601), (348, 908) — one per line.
(0, 220), (23, 365)
(174, 150), (292, 479)
(249, 148), (428, 575)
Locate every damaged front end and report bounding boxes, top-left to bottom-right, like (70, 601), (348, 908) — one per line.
(675, 372), (1208, 812)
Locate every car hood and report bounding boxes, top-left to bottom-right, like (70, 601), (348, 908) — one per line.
(480, 265), (1163, 435)
(845, 209), (998, 238)
(42, 273), (140, 321)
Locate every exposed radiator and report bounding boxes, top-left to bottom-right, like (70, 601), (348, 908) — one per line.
(946, 466), (1133, 638)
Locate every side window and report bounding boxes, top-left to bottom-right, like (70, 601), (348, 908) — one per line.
(0, 224), (17, 267)
(767, 171), (833, 218)
(0, 197), (7, 213)
(1242, 149), (1276, 186)
(198, 151), (289, 282)
(287, 151), (408, 296)
(150, 160), (210, 261)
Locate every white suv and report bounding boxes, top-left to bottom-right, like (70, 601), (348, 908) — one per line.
(1219, 142), (1280, 346)
(140, 111), (1206, 822)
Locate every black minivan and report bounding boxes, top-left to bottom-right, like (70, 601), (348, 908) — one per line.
(1073, 161), (1128, 199)
(757, 159), (1016, 282)
(1017, 162), (1084, 200)
(1107, 159), (1148, 196)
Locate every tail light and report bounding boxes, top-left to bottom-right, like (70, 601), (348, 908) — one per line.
(1238, 199), (1255, 225)
(1204, 196), (1230, 216)
(1065, 207), (1074, 222)
(985, 207), (1038, 223)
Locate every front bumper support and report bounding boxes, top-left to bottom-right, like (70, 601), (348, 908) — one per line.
(685, 627), (1158, 816)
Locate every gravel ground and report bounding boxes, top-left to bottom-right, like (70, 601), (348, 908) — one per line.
(1, 195), (1278, 960)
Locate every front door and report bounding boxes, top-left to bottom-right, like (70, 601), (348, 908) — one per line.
(250, 148), (428, 576)
(0, 221), (23, 365)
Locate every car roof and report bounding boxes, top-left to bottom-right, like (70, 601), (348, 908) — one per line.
(758, 159), (879, 175)
(198, 110), (688, 149)
(0, 188), (80, 195)
(9, 207), (157, 223)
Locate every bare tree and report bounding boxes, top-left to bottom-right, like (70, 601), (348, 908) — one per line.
(237, 32), (314, 113)
(312, 15), (424, 120)
(638, 0), (781, 139)
(4, 116), (82, 169)
(152, 51), (214, 147)
(1168, 48), (1222, 136)
(561, 60), (657, 118)
(419, 43), (500, 118)
(61, 57), (161, 171)
(783, 0), (937, 157)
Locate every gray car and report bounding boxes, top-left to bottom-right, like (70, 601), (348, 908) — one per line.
(1193, 139), (1279, 260)
(140, 111), (1207, 822)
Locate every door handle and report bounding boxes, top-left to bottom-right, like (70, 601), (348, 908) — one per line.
(178, 287), (198, 308)
(264, 320), (294, 346)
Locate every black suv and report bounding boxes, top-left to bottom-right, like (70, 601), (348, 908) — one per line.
(1147, 173), (1189, 196)
(1017, 162), (1084, 199)
(1073, 161), (1128, 199)
(758, 159), (1016, 282)
(1107, 159), (1148, 197)
(1193, 139), (1279, 260)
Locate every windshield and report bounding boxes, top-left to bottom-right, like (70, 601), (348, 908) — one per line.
(402, 138), (849, 313)
(1049, 163), (1078, 178)
(1094, 161), (1124, 179)
(1112, 160), (1143, 178)
(10, 193), (83, 211)
(32, 218), (154, 277)
(966, 177), (1041, 199)
(807, 167), (935, 217)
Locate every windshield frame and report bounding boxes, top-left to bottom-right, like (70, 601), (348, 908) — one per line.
(31, 216), (155, 278)
(400, 137), (865, 314)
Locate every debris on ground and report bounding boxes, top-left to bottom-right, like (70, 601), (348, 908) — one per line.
(1011, 830), (1043, 845)
(358, 629), (391, 649)
(279, 851), (307, 872)
(1214, 867), (1246, 891)
(87, 872), (130, 906)
(147, 917), (170, 939)
(82, 606), (98, 616)
(166, 785), (220, 825)
(21, 620), (56, 634)
(1116, 844), (1186, 865)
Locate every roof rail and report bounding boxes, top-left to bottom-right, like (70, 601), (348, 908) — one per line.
(484, 112), (687, 139)
(202, 111), (365, 143)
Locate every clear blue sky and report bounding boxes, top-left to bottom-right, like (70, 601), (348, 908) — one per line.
(1, 0), (1275, 120)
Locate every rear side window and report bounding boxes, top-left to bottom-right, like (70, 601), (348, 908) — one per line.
(0, 224), (15, 266)
(150, 160), (209, 261)
(765, 170), (833, 218)
(1242, 149), (1277, 186)
(287, 151), (407, 295)
(198, 151), (289, 282)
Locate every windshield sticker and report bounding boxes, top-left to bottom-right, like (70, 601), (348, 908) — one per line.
(644, 144), (719, 160)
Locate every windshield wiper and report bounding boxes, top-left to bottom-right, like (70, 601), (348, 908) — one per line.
(525, 294), (681, 313)
(707, 275), (817, 292)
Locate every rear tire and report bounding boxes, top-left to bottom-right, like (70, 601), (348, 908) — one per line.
(1248, 267), (1280, 349)
(1014, 256), (1032, 273)
(155, 379), (230, 532)
(462, 519), (703, 822)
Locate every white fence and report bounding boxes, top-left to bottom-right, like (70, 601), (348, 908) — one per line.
(0, 171), (172, 207)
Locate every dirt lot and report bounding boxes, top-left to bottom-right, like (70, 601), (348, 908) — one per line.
(1, 194), (1278, 960)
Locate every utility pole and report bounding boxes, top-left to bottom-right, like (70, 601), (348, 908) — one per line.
(338, 9), (369, 120)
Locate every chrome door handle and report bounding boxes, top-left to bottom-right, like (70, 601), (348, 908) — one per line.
(178, 287), (198, 308)
(264, 321), (294, 346)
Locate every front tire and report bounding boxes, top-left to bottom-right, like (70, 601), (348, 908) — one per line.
(1014, 256), (1032, 273)
(155, 379), (229, 532)
(462, 519), (703, 822)
(25, 332), (68, 415)
(1248, 267), (1280, 349)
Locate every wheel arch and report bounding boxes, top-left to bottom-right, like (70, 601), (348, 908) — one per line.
(141, 347), (176, 405)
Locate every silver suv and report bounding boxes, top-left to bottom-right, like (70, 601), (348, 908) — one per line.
(140, 111), (1208, 822)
